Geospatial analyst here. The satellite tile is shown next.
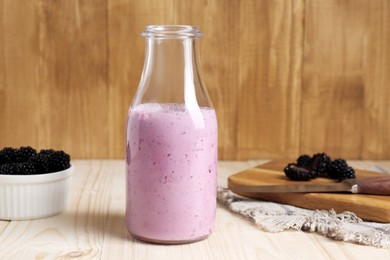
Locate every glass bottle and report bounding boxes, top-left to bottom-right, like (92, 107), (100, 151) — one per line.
(125, 25), (218, 244)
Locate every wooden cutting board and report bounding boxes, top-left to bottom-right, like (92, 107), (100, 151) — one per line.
(228, 159), (390, 222)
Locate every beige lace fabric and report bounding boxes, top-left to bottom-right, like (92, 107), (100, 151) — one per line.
(218, 187), (390, 248)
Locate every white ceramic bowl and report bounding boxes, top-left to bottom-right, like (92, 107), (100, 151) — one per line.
(0, 165), (73, 220)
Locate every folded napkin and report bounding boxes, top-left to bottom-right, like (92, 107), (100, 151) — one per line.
(218, 187), (390, 248)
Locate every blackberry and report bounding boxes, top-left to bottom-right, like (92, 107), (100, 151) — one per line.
(5, 163), (26, 175)
(327, 159), (347, 178)
(39, 149), (56, 157)
(284, 163), (314, 181)
(297, 154), (312, 168)
(0, 147), (71, 175)
(311, 153), (331, 175)
(328, 159), (355, 179)
(15, 146), (37, 162)
(0, 162), (36, 175)
(28, 154), (49, 174)
(0, 147), (17, 164)
(0, 163), (17, 175)
(339, 167), (355, 179)
(47, 150), (71, 172)
(17, 162), (37, 175)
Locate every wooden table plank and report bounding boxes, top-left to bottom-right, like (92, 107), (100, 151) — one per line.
(0, 160), (389, 259)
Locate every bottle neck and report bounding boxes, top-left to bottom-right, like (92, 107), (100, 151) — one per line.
(138, 36), (203, 107)
(133, 25), (212, 112)
(142, 25), (202, 81)
(142, 37), (200, 85)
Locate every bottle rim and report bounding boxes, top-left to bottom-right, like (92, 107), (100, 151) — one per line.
(142, 25), (203, 39)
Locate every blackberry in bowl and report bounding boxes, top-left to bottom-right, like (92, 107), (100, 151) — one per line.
(0, 146), (73, 220)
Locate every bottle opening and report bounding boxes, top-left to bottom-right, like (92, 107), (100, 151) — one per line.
(142, 25), (202, 39)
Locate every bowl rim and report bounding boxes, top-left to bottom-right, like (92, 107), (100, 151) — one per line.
(0, 165), (74, 184)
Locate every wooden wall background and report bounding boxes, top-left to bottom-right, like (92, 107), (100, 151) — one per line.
(0, 0), (389, 160)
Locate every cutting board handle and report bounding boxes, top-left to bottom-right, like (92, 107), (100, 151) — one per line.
(357, 176), (390, 195)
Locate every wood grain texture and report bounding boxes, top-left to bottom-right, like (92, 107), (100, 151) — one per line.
(0, 160), (389, 258)
(1, 0), (109, 159)
(236, 0), (303, 159)
(0, 0), (389, 159)
(302, 0), (390, 159)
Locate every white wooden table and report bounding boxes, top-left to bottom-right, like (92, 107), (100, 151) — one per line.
(1, 160), (390, 259)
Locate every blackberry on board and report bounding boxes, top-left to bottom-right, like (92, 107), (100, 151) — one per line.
(339, 167), (355, 179)
(284, 163), (314, 181)
(296, 154), (312, 168)
(328, 159), (355, 179)
(311, 153), (331, 176)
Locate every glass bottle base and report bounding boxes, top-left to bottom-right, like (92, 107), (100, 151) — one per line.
(130, 233), (211, 245)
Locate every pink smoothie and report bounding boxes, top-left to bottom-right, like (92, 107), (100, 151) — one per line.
(126, 103), (218, 243)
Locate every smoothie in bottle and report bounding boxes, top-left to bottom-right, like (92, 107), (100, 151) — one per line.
(126, 25), (218, 244)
